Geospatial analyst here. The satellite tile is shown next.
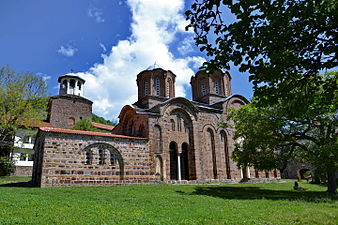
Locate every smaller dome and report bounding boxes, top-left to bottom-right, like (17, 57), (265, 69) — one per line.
(146, 62), (163, 70)
(58, 74), (85, 83)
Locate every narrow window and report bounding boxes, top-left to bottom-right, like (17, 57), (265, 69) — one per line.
(201, 83), (206, 95)
(156, 78), (160, 96)
(62, 80), (67, 89)
(177, 117), (181, 132)
(170, 119), (175, 131)
(69, 79), (75, 89)
(86, 150), (92, 165)
(214, 81), (219, 94)
(144, 81), (149, 96)
(166, 80), (170, 97)
(99, 149), (105, 165)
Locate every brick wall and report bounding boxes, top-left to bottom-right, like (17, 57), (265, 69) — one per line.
(33, 132), (153, 187)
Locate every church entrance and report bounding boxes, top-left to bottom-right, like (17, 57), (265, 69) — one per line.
(169, 142), (178, 180)
(180, 143), (189, 180)
(169, 141), (196, 181)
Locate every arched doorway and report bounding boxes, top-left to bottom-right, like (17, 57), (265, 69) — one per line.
(169, 142), (178, 180)
(181, 143), (189, 180)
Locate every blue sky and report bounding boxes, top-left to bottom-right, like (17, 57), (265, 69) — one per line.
(0, 0), (253, 121)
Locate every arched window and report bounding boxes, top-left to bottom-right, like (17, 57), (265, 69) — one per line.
(155, 78), (160, 96)
(221, 131), (231, 179)
(166, 78), (173, 97)
(77, 82), (82, 90)
(177, 117), (181, 132)
(201, 83), (206, 95)
(214, 80), (219, 94)
(207, 128), (217, 179)
(67, 117), (75, 126)
(144, 81), (149, 96)
(69, 79), (75, 89)
(166, 79), (170, 97)
(85, 150), (92, 165)
(62, 80), (67, 89)
(170, 119), (175, 131)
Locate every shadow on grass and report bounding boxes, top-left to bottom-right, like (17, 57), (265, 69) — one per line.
(179, 186), (337, 203)
(0, 180), (35, 187)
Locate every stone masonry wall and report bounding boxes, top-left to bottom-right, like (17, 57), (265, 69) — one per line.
(48, 95), (92, 129)
(34, 132), (153, 187)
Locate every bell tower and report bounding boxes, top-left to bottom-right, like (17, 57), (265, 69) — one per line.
(58, 74), (85, 96)
(47, 74), (92, 129)
(190, 69), (232, 105)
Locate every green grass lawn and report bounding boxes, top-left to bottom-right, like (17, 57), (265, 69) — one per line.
(0, 178), (336, 225)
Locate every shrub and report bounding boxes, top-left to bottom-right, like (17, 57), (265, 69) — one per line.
(0, 157), (15, 176)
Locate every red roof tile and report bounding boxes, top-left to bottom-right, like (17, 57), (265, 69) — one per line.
(39, 127), (147, 140)
(91, 122), (114, 131)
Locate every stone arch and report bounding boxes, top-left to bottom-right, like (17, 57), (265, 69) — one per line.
(207, 128), (217, 179)
(220, 130), (231, 179)
(82, 143), (124, 180)
(161, 97), (198, 121)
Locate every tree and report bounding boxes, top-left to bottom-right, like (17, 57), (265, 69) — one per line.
(185, 0), (337, 105)
(92, 114), (115, 126)
(73, 118), (108, 133)
(186, 1), (337, 194)
(228, 71), (337, 194)
(0, 65), (47, 158)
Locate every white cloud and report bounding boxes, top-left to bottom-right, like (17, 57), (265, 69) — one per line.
(177, 35), (195, 55)
(77, 0), (205, 120)
(57, 45), (77, 57)
(99, 43), (107, 52)
(88, 7), (105, 23)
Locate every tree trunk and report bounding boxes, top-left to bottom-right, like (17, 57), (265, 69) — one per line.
(327, 172), (337, 195)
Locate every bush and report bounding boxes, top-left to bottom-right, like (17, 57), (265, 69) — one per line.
(0, 157), (15, 176)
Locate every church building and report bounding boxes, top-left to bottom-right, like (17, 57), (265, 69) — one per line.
(32, 67), (280, 187)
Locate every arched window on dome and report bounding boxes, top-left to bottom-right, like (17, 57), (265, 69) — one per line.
(155, 78), (160, 96)
(144, 81), (149, 96)
(214, 80), (220, 94)
(201, 83), (206, 96)
(166, 78), (172, 97)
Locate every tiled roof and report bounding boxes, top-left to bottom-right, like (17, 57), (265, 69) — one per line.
(39, 127), (147, 140)
(91, 122), (114, 131)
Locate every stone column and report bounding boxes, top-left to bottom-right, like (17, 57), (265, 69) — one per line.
(177, 154), (181, 181)
(66, 79), (70, 94)
(75, 80), (78, 95)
